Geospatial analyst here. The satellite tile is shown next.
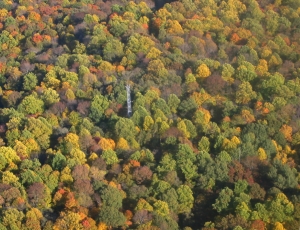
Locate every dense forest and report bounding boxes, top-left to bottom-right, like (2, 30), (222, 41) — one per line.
(0, 0), (300, 229)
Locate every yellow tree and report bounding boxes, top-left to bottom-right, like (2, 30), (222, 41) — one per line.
(60, 167), (73, 185)
(191, 91), (212, 106)
(196, 64), (211, 78)
(257, 148), (267, 161)
(63, 133), (80, 150)
(98, 138), (115, 151)
(177, 120), (190, 139)
(273, 222), (285, 230)
(165, 19), (184, 35)
(256, 59), (268, 76)
(116, 138), (130, 150)
(24, 208), (43, 230)
(143, 116), (154, 131)
(53, 211), (83, 230)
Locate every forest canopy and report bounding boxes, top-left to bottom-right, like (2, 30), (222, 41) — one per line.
(0, 0), (299, 229)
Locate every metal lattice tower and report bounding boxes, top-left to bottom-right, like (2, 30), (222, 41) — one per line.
(126, 84), (132, 117)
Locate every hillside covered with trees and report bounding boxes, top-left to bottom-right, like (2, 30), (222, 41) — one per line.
(0, 0), (300, 229)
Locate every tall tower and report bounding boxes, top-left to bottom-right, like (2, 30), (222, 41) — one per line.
(126, 84), (132, 117)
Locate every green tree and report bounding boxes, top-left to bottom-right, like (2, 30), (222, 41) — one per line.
(177, 185), (194, 213)
(167, 94), (180, 113)
(24, 117), (52, 150)
(115, 117), (137, 140)
(2, 208), (24, 229)
(0, 146), (20, 165)
(89, 95), (109, 123)
(99, 206), (126, 228)
(41, 88), (60, 106)
(153, 200), (170, 217)
(266, 193), (294, 223)
(235, 82), (257, 104)
(52, 152), (67, 171)
(101, 149), (119, 165)
(103, 38), (124, 62)
(18, 93), (44, 115)
(213, 187), (233, 213)
(23, 72), (38, 91)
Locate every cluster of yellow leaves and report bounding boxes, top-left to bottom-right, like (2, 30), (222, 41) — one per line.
(98, 138), (115, 151)
(165, 20), (184, 35)
(196, 64), (211, 78)
(98, 222), (108, 230)
(145, 47), (162, 59)
(143, 116), (154, 131)
(256, 59), (269, 76)
(135, 198), (153, 211)
(257, 147), (267, 161)
(0, 9), (8, 21)
(64, 133), (80, 149)
(222, 136), (240, 151)
(236, 28), (252, 39)
(191, 91), (212, 107)
(273, 140), (295, 164)
(177, 120), (190, 139)
(60, 167), (73, 185)
(116, 138), (130, 150)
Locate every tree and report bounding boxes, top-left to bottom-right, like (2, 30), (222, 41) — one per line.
(174, 144), (198, 181)
(198, 137), (210, 152)
(116, 138), (130, 150)
(23, 72), (38, 91)
(197, 63), (211, 78)
(167, 94), (180, 114)
(41, 88), (60, 106)
(266, 193), (294, 223)
(89, 95), (109, 123)
(147, 59), (168, 80)
(0, 146), (20, 165)
(67, 148), (87, 167)
(177, 185), (194, 214)
(249, 183), (266, 201)
(18, 93), (44, 115)
(2, 208), (24, 229)
(20, 169), (43, 187)
(268, 160), (298, 189)
(133, 166), (153, 184)
(101, 149), (119, 165)
(213, 187), (233, 213)
(143, 115), (154, 131)
(153, 200), (170, 217)
(25, 117), (53, 150)
(27, 182), (51, 209)
(133, 210), (152, 225)
(165, 19), (184, 35)
(24, 208), (43, 230)
(235, 82), (257, 104)
(100, 186), (123, 208)
(235, 63), (257, 82)
(115, 117), (137, 141)
(53, 211), (83, 230)
(103, 38), (124, 62)
(99, 206), (126, 228)
(98, 138), (115, 151)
